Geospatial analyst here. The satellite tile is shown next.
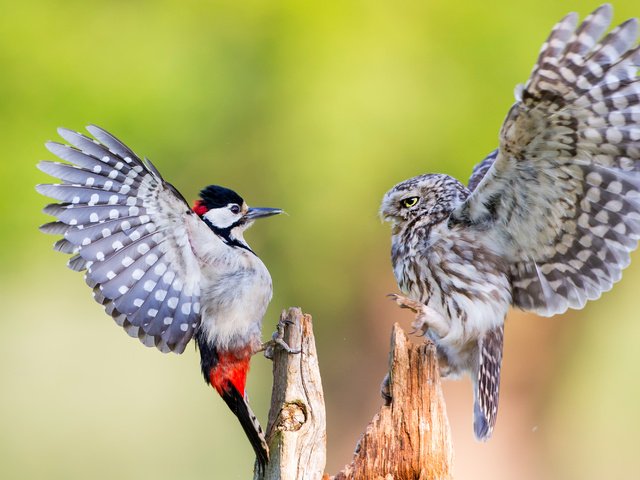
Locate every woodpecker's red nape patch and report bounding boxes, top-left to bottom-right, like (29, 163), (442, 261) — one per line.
(209, 352), (251, 396)
(192, 199), (208, 216)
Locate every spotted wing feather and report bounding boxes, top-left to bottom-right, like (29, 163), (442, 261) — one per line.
(454, 5), (640, 316)
(37, 125), (205, 353)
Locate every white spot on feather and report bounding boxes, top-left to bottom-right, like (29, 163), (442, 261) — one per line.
(605, 128), (623, 144)
(608, 181), (623, 194)
(145, 254), (158, 266)
(586, 172), (603, 186)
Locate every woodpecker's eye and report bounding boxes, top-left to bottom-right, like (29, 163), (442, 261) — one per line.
(401, 197), (419, 208)
(230, 204), (241, 214)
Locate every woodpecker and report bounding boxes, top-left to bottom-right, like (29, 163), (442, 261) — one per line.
(36, 125), (284, 470)
(381, 4), (640, 440)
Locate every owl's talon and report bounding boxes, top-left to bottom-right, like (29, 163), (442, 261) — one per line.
(388, 293), (424, 313)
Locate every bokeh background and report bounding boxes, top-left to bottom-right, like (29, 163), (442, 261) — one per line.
(2, 0), (639, 478)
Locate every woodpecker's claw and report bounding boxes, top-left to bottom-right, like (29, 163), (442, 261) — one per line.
(262, 318), (301, 359)
(272, 336), (301, 355)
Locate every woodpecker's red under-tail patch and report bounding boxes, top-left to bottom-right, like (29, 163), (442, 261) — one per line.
(195, 331), (269, 471)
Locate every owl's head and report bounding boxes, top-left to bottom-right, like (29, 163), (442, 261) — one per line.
(380, 174), (468, 232)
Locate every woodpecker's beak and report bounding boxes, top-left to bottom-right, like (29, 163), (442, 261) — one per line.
(244, 207), (283, 220)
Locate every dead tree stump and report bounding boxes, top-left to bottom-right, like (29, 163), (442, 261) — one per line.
(255, 308), (453, 480)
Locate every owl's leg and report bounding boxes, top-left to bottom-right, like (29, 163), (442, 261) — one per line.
(388, 293), (450, 339)
(473, 324), (504, 441)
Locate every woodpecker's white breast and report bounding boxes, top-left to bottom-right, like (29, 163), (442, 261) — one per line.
(186, 215), (272, 352)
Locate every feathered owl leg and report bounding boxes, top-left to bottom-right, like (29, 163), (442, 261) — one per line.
(389, 293), (458, 377)
(388, 293), (450, 338)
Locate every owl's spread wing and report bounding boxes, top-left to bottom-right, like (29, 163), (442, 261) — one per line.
(467, 149), (498, 192)
(453, 5), (640, 316)
(37, 125), (209, 353)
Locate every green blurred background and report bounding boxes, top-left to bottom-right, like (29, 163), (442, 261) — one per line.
(2, 0), (639, 478)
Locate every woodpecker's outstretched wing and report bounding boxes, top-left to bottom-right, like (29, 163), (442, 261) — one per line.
(453, 5), (640, 316)
(37, 125), (207, 353)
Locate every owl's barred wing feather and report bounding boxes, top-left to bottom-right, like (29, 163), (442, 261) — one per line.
(456, 5), (640, 316)
(467, 149), (498, 192)
(37, 125), (205, 353)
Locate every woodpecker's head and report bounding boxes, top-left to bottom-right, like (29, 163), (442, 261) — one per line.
(380, 174), (469, 233)
(193, 185), (282, 244)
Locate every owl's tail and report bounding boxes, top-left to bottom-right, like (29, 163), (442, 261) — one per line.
(473, 325), (504, 441)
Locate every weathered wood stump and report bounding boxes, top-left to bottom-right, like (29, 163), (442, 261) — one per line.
(255, 308), (453, 480)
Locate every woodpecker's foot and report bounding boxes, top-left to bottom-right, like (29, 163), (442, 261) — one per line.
(262, 318), (301, 359)
(388, 293), (449, 339)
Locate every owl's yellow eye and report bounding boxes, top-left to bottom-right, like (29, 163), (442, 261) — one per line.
(401, 196), (419, 208)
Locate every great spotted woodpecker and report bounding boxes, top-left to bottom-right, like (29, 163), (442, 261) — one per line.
(36, 125), (284, 470)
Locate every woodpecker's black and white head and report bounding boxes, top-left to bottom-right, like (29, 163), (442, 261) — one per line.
(193, 185), (282, 251)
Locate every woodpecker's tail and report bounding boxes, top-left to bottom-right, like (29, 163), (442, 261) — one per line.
(473, 325), (504, 441)
(220, 383), (270, 471)
(196, 332), (269, 471)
